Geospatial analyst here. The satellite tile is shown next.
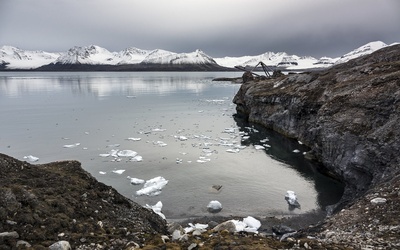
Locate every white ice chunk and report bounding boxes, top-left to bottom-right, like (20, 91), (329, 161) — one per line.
(127, 137), (141, 141)
(254, 145), (265, 150)
(130, 155), (143, 162)
(136, 176), (169, 196)
(23, 155), (39, 162)
(207, 200), (222, 213)
(230, 217), (261, 233)
(184, 223), (208, 234)
(145, 201), (166, 220)
(99, 171), (106, 175)
(152, 128), (166, 132)
(285, 190), (301, 208)
(63, 143), (80, 148)
(112, 169), (125, 174)
(106, 144), (120, 148)
(226, 149), (240, 153)
(128, 177), (145, 185)
(243, 216), (261, 231)
(99, 153), (110, 157)
(293, 149), (301, 153)
(177, 135), (188, 141)
(154, 141), (167, 147)
(117, 150), (138, 157)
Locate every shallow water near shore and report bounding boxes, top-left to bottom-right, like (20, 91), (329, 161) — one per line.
(0, 71), (343, 220)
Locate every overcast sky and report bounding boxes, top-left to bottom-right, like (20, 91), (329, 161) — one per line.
(0, 0), (399, 58)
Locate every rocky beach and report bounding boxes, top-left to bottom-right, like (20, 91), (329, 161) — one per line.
(1, 44), (400, 249)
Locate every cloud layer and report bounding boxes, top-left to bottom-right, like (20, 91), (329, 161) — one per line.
(1, 0), (399, 57)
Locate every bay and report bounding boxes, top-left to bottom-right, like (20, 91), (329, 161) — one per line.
(0, 71), (343, 220)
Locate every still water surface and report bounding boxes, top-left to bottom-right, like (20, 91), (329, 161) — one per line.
(0, 72), (343, 220)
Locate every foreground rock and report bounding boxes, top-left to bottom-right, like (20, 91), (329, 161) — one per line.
(234, 44), (400, 248)
(0, 153), (167, 249)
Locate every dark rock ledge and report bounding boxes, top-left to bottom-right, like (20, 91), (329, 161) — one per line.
(233, 44), (400, 248)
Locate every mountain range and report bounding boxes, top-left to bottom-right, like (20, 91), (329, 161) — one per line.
(0, 41), (395, 71)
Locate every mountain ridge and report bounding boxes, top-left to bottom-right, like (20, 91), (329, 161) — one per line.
(0, 41), (395, 71)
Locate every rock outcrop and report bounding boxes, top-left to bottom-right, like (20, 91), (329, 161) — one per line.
(0, 153), (167, 249)
(233, 44), (400, 208)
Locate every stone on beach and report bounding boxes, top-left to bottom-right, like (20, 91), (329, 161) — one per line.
(285, 190), (301, 208)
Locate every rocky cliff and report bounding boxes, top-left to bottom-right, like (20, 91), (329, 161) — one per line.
(233, 44), (400, 208)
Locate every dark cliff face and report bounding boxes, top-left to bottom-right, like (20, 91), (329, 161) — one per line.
(233, 45), (400, 205)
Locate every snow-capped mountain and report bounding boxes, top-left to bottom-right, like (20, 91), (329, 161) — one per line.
(55, 45), (119, 65)
(115, 47), (150, 64)
(334, 41), (388, 65)
(0, 41), (393, 70)
(0, 45), (60, 69)
(142, 49), (217, 65)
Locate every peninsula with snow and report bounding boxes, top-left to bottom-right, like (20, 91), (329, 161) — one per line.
(0, 41), (394, 71)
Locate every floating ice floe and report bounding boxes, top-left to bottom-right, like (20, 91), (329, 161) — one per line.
(230, 216), (261, 233)
(99, 171), (106, 175)
(107, 144), (120, 148)
(126, 137), (141, 141)
(63, 143), (80, 148)
(117, 150), (137, 157)
(207, 200), (222, 213)
(154, 141), (167, 147)
(129, 155), (143, 162)
(292, 149), (301, 153)
(99, 149), (142, 162)
(127, 176), (145, 185)
(112, 169), (125, 174)
(152, 128), (166, 132)
(226, 149), (240, 153)
(285, 190), (301, 208)
(23, 155), (39, 162)
(197, 157), (211, 163)
(136, 176), (169, 196)
(254, 145), (265, 150)
(176, 135), (188, 141)
(145, 201), (166, 220)
(260, 138), (269, 143)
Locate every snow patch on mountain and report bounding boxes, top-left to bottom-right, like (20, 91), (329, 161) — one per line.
(116, 47), (151, 64)
(0, 46), (60, 69)
(55, 45), (118, 65)
(334, 41), (387, 65)
(142, 49), (216, 65)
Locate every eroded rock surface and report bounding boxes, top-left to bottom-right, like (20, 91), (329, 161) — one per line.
(234, 44), (400, 248)
(0, 153), (167, 249)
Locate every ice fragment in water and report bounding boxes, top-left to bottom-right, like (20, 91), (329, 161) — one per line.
(128, 177), (145, 185)
(130, 155), (143, 162)
(254, 145), (265, 150)
(63, 143), (80, 148)
(99, 171), (106, 175)
(117, 150), (137, 157)
(152, 128), (166, 132)
(136, 176), (168, 196)
(23, 155), (39, 162)
(112, 169), (125, 174)
(285, 190), (301, 208)
(207, 200), (222, 213)
(126, 137), (141, 141)
(292, 149), (300, 153)
(226, 149), (240, 153)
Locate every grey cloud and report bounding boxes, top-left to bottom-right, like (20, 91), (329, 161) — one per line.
(0, 0), (399, 58)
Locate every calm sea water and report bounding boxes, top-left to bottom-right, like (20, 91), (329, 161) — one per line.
(0, 72), (343, 220)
